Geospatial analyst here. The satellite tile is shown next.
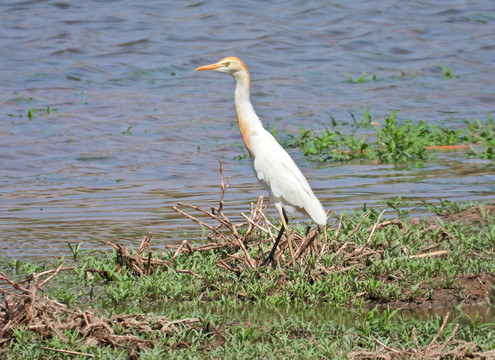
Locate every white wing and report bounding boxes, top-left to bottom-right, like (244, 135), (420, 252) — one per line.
(249, 128), (327, 225)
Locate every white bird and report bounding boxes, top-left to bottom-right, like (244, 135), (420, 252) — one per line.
(195, 56), (326, 265)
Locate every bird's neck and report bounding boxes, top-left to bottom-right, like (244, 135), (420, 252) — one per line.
(234, 73), (263, 154)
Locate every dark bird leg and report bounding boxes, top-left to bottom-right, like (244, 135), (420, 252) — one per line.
(261, 209), (289, 267)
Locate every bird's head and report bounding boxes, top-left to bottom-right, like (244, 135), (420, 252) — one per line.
(195, 56), (250, 78)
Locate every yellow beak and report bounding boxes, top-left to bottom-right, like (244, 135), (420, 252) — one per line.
(195, 62), (222, 71)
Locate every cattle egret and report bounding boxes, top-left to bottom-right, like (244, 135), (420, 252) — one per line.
(195, 56), (326, 266)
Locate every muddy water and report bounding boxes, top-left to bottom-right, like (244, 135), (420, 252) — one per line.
(1, 1), (495, 260)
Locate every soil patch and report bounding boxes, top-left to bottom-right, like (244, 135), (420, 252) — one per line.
(444, 205), (495, 225)
(383, 273), (495, 310)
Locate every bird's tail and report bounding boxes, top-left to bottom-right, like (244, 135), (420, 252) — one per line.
(306, 198), (327, 225)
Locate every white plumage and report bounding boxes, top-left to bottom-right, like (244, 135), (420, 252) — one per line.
(195, 56), (326, 265)
(250, 128), (327, 225)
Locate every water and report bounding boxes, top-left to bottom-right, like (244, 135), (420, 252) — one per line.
(1, 0), (494, 260)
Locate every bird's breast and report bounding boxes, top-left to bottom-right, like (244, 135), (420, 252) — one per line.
(236, 114), (252, 154)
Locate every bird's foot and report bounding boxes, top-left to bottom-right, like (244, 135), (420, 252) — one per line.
(260, 255), (276, 268)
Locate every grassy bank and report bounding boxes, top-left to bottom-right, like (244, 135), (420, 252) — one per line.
(1, 199), (494, 358)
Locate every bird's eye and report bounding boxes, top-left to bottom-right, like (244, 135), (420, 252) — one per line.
(224, 61), (230, 67)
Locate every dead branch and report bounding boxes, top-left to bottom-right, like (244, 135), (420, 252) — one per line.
(410, 250), (449, 259)
(351, 210), (386, 257)
(346, 210), (371, 239)
(39, 346), (95, 358)
(137, 232), (153, 255)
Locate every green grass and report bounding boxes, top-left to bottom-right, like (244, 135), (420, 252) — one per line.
(1, 200), (494, 358)
(3, 202), (494, 311)
(3, 305), (494, 359)
(282, 111), (495, 163)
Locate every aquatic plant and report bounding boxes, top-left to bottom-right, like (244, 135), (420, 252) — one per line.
(283, 110), (495, 164)
(66, 75), (82, 81)
(27, 106), (55, 119)
(122, 125), (134, 135)
(440, 65), (454, 79)
(344, 71), (378, 84)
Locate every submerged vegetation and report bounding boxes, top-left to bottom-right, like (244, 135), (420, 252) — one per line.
(282, 111), (495, 163)
(1, 170), (494, 358)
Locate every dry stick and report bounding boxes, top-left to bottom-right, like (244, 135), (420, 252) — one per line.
(170, 240), (189, 263)
(366, 218), (405, 232)
(230, 231), (255, 269)
(420, 243), (442, 253)
(168, 242), (221, 253)
(171, 205), (231, 242)
(79, 308), (90, 328)
(184, 242), (193, 253)
(294, 227), (320, 261)
(39, 346), (95, 358)
(372, 337), (401, 354)
(32, 266), (75, 279)
(176, 269), (202, 279)
(242, 203), (256, 240)
(346, 210), (371, 239)
(334, 213), (343, 240)
(187, 243), (223, 252)
(317, 210), (331, 256)
(412, 327), (420, 352)
(217, 259), (240, 273)
(146, 252), (152, 275)
(180, 200), (243, 241)
(38, 261), (66, 288)
(258, 197), (273, 231)
(319, 223), (334, 258)
(243, 196), (266, 240)
(241, 213), (270, 235)
(214, 159), (230, 215)
(178, 202), (234, 230)
(424, 312), (450, 359)
(138, 232), (152, 255)
(97, 239), (119, 250)
(410, 250), (449, 259)
(352, 209), (386, 257)
(437, 323), (459, 355)
(321, 224), (328, 253)
(335, 242), (352, 257)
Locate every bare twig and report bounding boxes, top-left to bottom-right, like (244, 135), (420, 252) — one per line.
(138, 232), (153, 255)
(410, 250), (449, 259)
(366, 219), (405, 232)
(334, 213), (343, 240)
(38, 261), (66, 288)
(170, 240), (190, 263)
(352, 210), (385, 257)
(175, 269), (202, 279)
(372, 337), (401, 354)
(39, 346), (95, 358)
(424, 312), (450, 359)
(346, 210), (371, 239)
(241, 212), (270, 235)
(212, 159), (230, 215)
(171, 205), (231, 243)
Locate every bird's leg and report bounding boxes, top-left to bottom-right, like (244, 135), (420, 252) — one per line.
(261, 221), (285, 267)
(261, 209), (290, 267)
(279, 209), (296, 267)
